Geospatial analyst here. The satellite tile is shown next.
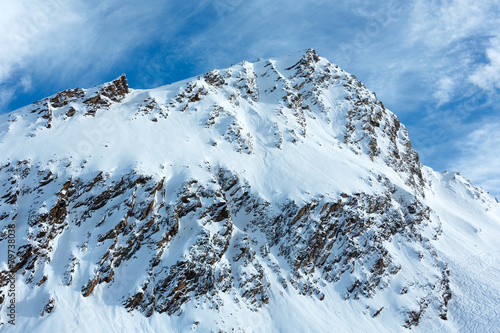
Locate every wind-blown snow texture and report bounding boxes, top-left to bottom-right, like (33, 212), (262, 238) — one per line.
(0, 49), (499, 332)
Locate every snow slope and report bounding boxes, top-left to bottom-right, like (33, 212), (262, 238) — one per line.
(0, 49), (499, 332)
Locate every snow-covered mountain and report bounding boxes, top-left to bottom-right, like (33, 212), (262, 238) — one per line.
(0, 49), (499, 332)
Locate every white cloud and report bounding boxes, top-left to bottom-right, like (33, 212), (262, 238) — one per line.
(433, 76), (455, 105)
(454, 120), (500, 197)
(19, 75), (32, 92)
(0, 0), (184, 107)
(410, 0), (499, 46)
(0, 88), (15, 110)
(0, 0), (79, 79)
(400, 0), (500, 105)
(470, 37), (500, 90)
(0, 0), (83, 107)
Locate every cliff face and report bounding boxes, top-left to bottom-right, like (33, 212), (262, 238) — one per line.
(0, 49), (499, 332)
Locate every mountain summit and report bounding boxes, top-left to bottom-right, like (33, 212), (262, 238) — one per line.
(1, 49), (499, 332)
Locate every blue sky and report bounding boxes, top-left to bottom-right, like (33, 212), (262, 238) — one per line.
(1, 0), (499, 196)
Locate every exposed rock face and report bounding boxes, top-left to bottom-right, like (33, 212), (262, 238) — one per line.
(83, 74), (129, 116)
(0, 162), (448, 327)
(0, 49), (498, 332)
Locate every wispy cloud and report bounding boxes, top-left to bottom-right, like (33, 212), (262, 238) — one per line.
(0, 0), (79, 81)
(0, 0), (192, 108)
(470, 37), (500, 90)
(455, 119), (500, 196)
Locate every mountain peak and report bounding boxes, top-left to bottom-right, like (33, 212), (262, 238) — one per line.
(284, 47), (321, 65)
(299, 47), (321, 62)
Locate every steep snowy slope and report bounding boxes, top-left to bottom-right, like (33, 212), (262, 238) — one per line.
(0, 49), (499, 332)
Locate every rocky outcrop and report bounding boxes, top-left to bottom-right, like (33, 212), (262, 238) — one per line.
(0, 160), (449, 328)
(84, 74), (129, 116)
